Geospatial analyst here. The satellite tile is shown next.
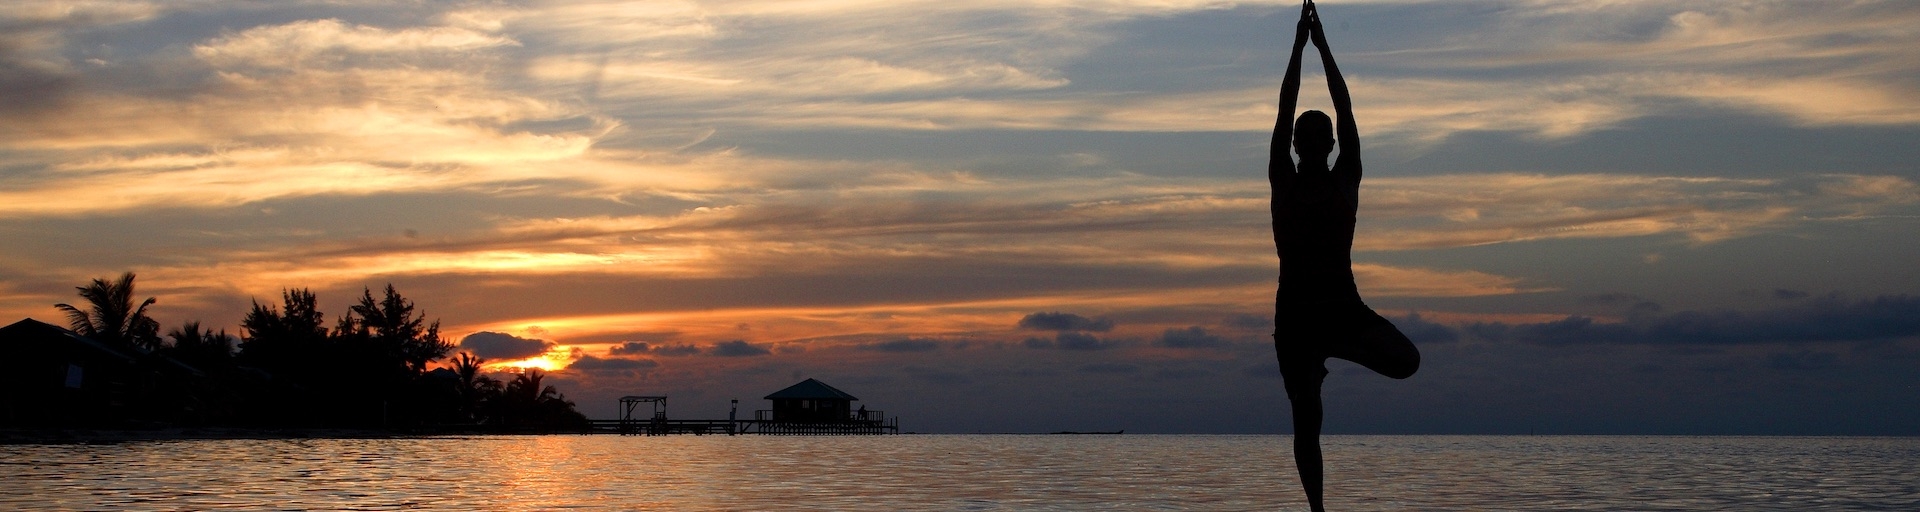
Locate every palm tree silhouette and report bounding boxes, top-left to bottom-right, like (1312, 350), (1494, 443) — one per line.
(507, 369), (561, 406)
(451, 352), (487, 391)
(54, 272), (161, 351)
(494, 369), (584, 429)
(449, 352), (498, 422)
(165, 320), (235, 369)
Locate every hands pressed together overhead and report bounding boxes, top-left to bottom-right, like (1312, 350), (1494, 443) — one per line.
(1295, 1), (1326, 49)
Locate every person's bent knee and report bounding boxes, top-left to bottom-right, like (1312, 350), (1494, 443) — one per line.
(1384, 348), (1420, 379)
(1353, 321), (1420, 379)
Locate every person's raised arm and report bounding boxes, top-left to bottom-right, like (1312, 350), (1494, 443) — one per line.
(1307, 4), (1361, 182)
(1270, 4), (1314, 188)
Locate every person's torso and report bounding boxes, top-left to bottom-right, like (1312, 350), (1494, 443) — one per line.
(1276, 165), (1361, 303)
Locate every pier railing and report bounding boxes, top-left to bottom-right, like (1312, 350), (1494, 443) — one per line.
(751, 409), (898, 435)
(753, 409), (889, 423)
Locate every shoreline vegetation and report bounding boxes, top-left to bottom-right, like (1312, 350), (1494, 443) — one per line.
(0, 426), (596, 445)
(0, 429), (1143, 444)
(5, 272), (589, 436)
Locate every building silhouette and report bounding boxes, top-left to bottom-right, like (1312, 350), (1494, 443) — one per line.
(763, 378), (861, 422)
(1, 318), (207, 427)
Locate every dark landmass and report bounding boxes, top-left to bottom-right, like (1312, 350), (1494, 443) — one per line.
(6, 274), (589, 435)
(0, 426), (605, 445)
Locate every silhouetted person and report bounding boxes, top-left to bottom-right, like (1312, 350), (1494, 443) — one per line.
(1269, 3), (1420, 511)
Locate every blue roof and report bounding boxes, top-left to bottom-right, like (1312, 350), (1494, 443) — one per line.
(763, 378), (859, 401)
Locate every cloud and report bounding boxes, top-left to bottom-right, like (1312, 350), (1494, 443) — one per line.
(483, 0), (1907, 138)
(0, 14), (604, 219)
(1388, 312), (1460, 345)
(1343, 1), (1920, 139)
(901, 365), (973, 385)
(500, 0), (1920, 139)
(1223, 313), (1273, 331)
(0, 1), (164, 30)
(1358, 173), (1920, 249)
(1024, 331), (1125, 351)
(609, 341), (702, 357)
(0, 2), (159, 119)
(1765, 350), (1840, 371)
(192, 19), (518, 69)
(0, 46), (74, 115)
(1352, 263), (1551, 298)
(1018, 311), (1115, 332)
(1348, 77), (1644, 141)
(6, 169), (1896, 357)
(1156, 326), (1229, 349)
(1077, 362), (1139, 374)
(1464, 294), (1920, 346)
(1770, 289), (1810, 300)
(1582, 293), (1652, 306)
(283, 171), (1908, 296)
(858, 338), (941, 353)
(567, 354), (659, 370)
(1153, 367), (1214, 380)
(459, 331), (555, 360)
(710, 339), (771, 357)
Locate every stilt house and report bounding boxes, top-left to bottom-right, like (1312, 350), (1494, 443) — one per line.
(763, 378), (860, 422)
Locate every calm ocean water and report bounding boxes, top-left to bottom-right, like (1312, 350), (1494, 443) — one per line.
(2, 435), (1915, 511)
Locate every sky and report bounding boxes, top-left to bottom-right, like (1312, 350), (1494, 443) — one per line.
(3, 0), (1917, 435)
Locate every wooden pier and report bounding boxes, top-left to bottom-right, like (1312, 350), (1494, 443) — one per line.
(589, 379), (900, 435)
(584, 414), (898, 436)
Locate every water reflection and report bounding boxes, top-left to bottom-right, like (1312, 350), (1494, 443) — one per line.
(3, 436), (1916, 510)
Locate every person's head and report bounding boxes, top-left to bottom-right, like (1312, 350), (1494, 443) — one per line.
(1293, 110), (1334, 160)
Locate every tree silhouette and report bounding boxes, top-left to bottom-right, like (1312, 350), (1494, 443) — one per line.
(164, 321), (235, 371)
(230, 284), (476, 428)
(451, 352), (487, 388)
(448, 352), (500, 423)
(337, 285), (452, 373)
(38, 276), (589, 432)
(489, 369), (587, 430)
(507, 370), (559, 406)
(237, 288), (329, 370)
(235, 288), (334, 415)
(53, 272), (161, 351)
(160, 320), (241, 425)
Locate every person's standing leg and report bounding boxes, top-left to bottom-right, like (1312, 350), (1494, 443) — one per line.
(1291, 387), (1327, 512)
(1279, 334), (1332, 512)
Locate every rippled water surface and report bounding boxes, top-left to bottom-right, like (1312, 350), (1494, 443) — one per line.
(3, 435), (1916, 510)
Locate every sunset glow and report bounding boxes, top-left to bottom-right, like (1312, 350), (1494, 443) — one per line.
(4, 0), (1917, 434)
(487, 349), (573, 373)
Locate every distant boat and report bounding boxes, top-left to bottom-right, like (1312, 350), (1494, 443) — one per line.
(1049, 430), (1124, 435)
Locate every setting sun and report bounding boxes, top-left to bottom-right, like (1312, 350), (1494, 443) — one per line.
(485, 347), (576, 372)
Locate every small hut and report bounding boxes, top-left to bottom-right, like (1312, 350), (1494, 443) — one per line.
(763, 378), (858, 422)
(755, 378), (897, 434)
